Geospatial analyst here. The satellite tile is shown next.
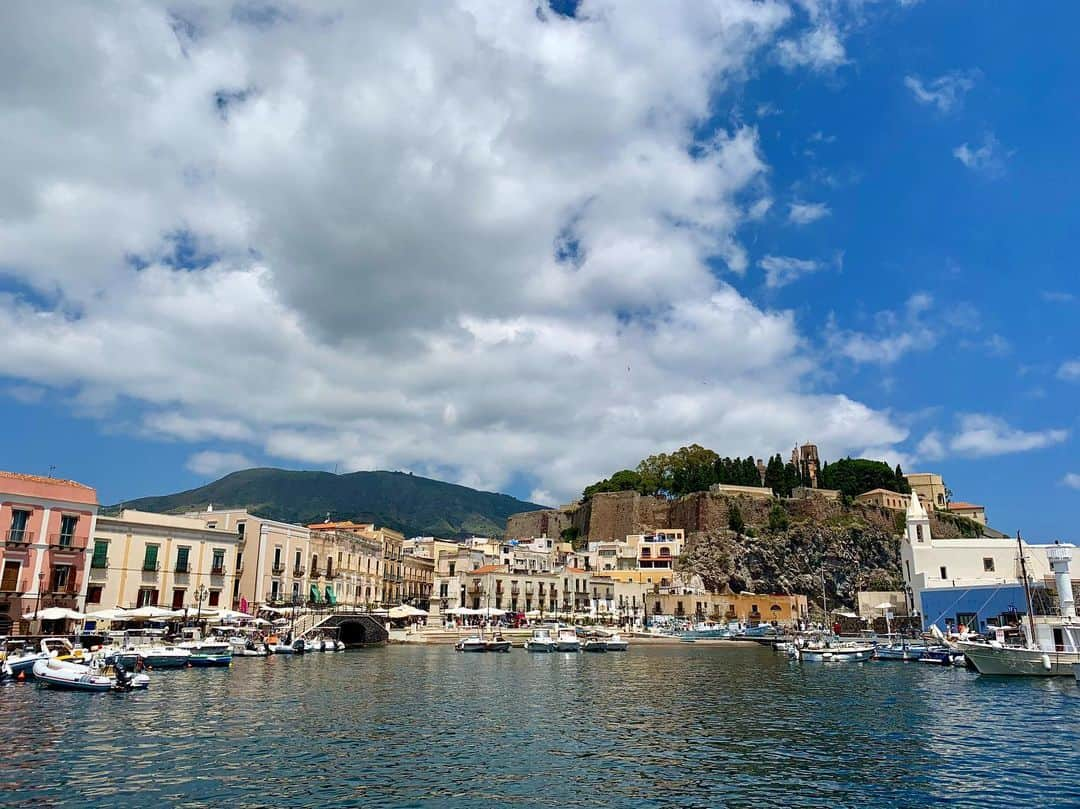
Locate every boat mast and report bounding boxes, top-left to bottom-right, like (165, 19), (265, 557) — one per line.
(820, 568), (829, 626)
(1016, 532), (1037, 647)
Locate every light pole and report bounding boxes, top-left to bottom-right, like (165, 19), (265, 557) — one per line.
(34, 571), (45, 629)
(194, 584), (208, 625)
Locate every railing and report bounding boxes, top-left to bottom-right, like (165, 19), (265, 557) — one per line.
(293, 565), (306, 576)
(142, 561), (161, 572)
(90, 557), (109, 569)
(4, 530), (32, 544)
(48, 533), (78, 549)
(50, 582), (80, 596)
(326, 570), (341, 579)
(210, 565), (226, 576)
(175, 562), (191, 573)
(272, 563), (286, 574)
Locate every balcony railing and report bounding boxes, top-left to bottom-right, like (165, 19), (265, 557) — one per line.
(175, 562), (191, 574)
(50, 582), (80, 596)
(210, 565), (226, 576)
(4, 530), (32, 545)
(293, 565), (306, 576)
(272, 563), (286, 574)
(142, 561), (161, 572)
(326, 570), (341, 579)
(90, 557), (109, 569)
(48, 533), (78, 549)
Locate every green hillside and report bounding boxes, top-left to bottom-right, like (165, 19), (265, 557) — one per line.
(111, 468), (546, 539)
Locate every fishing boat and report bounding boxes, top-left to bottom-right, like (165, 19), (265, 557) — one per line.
(957, 541), (1080, 676)
(555, 628), (581, 652)
(33, 658), (149, 692)
(874, 641), (927, 662)
(138, 646), (192, 669)
(582, 638), (608, 652)
(677, 621), (733, 641)
(525, 629), (558, 652)
(798, 643), (875, 662)
(604, 633), (629, 652)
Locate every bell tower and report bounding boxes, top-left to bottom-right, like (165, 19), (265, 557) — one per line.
(905, 491), (930, 545)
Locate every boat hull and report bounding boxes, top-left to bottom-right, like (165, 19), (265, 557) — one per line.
(799, 646), (874, 662)
(582, 641), (607, 652)
(485, 641), (512, 653)
(140, 653), (191, 669)
(189, 654), (233, 668)
(525, 642), (557, 652)
(605, 640), (629, 652)
(555, 641), (581, 652)
(958, 642), (1080, 676)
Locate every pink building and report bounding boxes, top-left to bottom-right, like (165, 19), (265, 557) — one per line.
(0, 470), (99, 634)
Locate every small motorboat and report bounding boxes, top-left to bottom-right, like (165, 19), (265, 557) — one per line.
(188, 651), (233, 668)
(525, 630), (558, 653)
(555, 628), (581, 653)
(919, 647), (966, 666)
(798, 643), (875, 662)
(485, 634), (512, 653)
(582, 638), (608, 653)
(874, 643), (927, 662)
(2, 644), (49, 678)
(33, 658), (149, 692)
(103, 646), (142, 670)
(229, 637), (270, 657)
(455, 635), (487, 653)
(139, 646), (192, 669)
(268, 635), (306, 654)
(605, 634), (629, 652)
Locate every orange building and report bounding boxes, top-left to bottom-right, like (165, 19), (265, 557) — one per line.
(0, 470), (99, 634)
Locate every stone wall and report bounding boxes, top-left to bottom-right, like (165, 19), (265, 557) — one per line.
(505, 507), (574, 539)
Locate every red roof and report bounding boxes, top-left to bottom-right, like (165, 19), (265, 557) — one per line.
(471, 564), (503, 574)
(948, 502), (984, 511)
(0, 469), (94, 490)
(565, 566), (588, 574)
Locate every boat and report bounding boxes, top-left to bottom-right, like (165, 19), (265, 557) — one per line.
(485, 634), (512, 653)
(228, 636), (270, 657)
(677, 621), (733, 641)
(798, 643), (874, 662)
(1, 643), (50, 678)
(956, 541), (1080, 676)
(524, 629), (558, 652)
(555, 628), (581, 652)
(103, 646), (142, 670)
(33, 658), (149, 692)
(178, 639), (233, 656)
(582, 638), (608, 652)
(918, 647), (966, 666)
(874, 642), (927, 662)
(138, 646), (192, 669)
(454, 635), (488, 653)
(604, 633), (629, 652)
(188, 651), (233, 667)
(268, 635), (306, 654)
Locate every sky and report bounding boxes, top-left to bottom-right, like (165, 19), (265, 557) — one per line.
(0, 1), (1077, 539)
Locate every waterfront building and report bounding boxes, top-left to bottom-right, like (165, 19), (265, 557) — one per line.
(627, 529), (685, 573)
(91, 510), (239, 615)
(0, 470), (99, 634)
(461, 564), (561, 615)
(402, 553), (434, 610)
(430, 544), (485, 619)
(183, 507), (310, 611)
(307, 522), (384, 609)
(898, 492), (1063, 631)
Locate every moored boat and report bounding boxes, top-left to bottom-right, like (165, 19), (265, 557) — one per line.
(484, 634), (512, 653)
(139, 646), (192, 669)
(525, 629), (558, 652)
(604, 633), (629, 652)
(555, 628), (581, 652)
(189, 651), (233, 667)
(33, 658), (149, 692)
(798, 643), (875, 662)
(582, 638), (607, 652)
(455, 635), (487, 653)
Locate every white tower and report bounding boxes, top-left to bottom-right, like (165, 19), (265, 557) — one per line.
(1046, 542), (1076, 620)
(905, 491), (930, 545)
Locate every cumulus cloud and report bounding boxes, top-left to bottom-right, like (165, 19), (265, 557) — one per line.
(788, 200), (830, 225)
(904, 70), (977, 113)
(759, 255), (822, 288)
(186, 451), (256, 478)
(954, 134), (1008, 177)
(1063, 473), (1080, 491)
(826, 293), (938, 364)
(0, 1), (911, 502)
(1058, 359), (1080, 381)
(949, 415), (1068, 457)
(777, 23), (846, 71)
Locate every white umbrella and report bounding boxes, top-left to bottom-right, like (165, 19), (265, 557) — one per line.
(477, 607), (506, 617)
(124, 606), (181, 620)
(215, 608), (255, 621)
(388, 604), (427, 619)
(873, 602), (896, 610)
(370, 608), (390, 616)
(85, 608), (130, 621)
(524, 610), (542, 617)
(445, 607), (472, 615)
(22, 606), (84, 621)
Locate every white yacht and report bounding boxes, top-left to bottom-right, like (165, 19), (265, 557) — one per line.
(555, 627), (581, 652)
(525, 629), (558, 652)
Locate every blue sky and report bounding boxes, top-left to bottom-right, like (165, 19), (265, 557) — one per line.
(0, 1), (1076, 539)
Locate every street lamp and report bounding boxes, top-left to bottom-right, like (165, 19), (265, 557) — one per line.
(194, 584), (209, 625)
(34, 571), (45, 627)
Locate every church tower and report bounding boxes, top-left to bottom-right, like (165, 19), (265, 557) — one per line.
(905, 490), (930, 545)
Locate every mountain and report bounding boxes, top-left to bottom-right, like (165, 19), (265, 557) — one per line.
(111, 468), (547, 539)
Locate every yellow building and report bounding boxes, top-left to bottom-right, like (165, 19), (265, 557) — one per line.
(402, 554), (435, 610)
(905, 473), (948, 510)
(91, 510), (240, 613)
(307, 523), (384, 608)
(855, 488), (911, 511)
(947, 502), (987, 526)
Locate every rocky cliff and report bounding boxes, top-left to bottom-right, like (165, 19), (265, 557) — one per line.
(508, 490), (984, 607)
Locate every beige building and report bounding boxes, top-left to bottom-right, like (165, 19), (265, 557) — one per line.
(855, 488), (911, 511)
(628, 529), (685, 573)
(947, 502), (987, 526)
(402, 553), (435, 610)
(90, 510), (240, 614)
(183, 507), (310, 611)
(905, 473), (948, 510)
(307, 524), (384, 608)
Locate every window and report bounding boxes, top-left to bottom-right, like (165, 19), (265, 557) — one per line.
(175, 546), (191, 573)
(59, 515), (78, 546)
(9, 509), (30, 541)
(51, 565), (72, 592)
(172, 588), (185, 609)
(91, 540), (109, 569)
(86, 585), (103, 604)
(905, 560), (912, 583)
(270, 580), (280, 600)
(237, 522), (245, 537)
(2, 560), (20, 591)
(143, 544), (159, 571)
(292, 582), (300, 600)
(235, 550), (243, 572)
(211, 549), (225, 574)
(273, 547), (282, 568)
(983, 558), (995, 572)
(916, 525), (924, 542)
(208, 590), (221, 607)
(207, 521), (217, 529)
(294, 550), (302, 572)
(137, 588), (158, 607)
(940, 566), (948, 580)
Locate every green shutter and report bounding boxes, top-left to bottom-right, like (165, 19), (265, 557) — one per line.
(91, 540), (108, 567)
(309, 584), (321, 603)
(144, 545), (159, 568)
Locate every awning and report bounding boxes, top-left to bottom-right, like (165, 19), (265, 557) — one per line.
(309, 584), (322, 603)
(22, 607), (85, 621)
(325, 586), (337, 606)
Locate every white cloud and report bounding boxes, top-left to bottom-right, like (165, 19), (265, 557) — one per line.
(777, 23), (846, 71)
(0, 1), (912, 502)
(1063, 473), (1080, 491)
(915, 432), (946, 461)
(759, 255), (822, 288)
(826, 293), (938, 364)
(954, 134), (1008, 177)
(1058, 359), (1080, 381)
(949, 414), (1068, 457)
(788, 200), (830, 225)
(904, 70), (977, 113)
(186, 450), (255, 478)
(1042, 291), (1076, 303)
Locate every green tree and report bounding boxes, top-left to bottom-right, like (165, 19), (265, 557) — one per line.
(728, 503), (745, 534)
(768, 503), (789, 532)
(821, 457), (907, 498)
(894, 464), (911, 494)
(782, 462), (801, 497)
(764, 453), (786, 495)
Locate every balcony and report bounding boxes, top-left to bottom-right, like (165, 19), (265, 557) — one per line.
(272, 563), (286, 575)
(210, 565), (226, 577)
(142, 561), (161, 572)
(326, 570), (341, 580)
(48, 533), (79, 550)
(4, 530), (32, 545)
(174, 562), (191, 574)
(293, 565), (306, 576)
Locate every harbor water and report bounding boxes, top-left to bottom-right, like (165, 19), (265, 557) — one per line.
(3, 644), (1079, 808)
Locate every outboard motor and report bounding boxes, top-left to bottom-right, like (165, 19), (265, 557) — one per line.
(113, 660), (133, 692)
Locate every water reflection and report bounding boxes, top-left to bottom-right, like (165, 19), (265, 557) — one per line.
(1, 646), (1078, 807)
